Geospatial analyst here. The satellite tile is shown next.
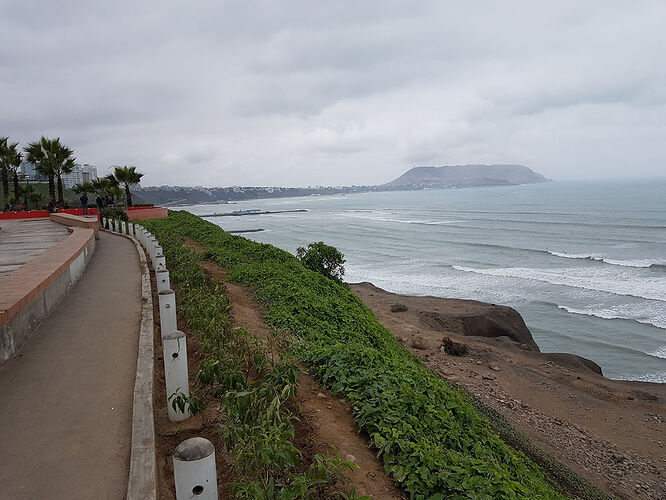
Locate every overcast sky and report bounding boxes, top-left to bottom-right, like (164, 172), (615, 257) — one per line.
(2, 1), (665, 186)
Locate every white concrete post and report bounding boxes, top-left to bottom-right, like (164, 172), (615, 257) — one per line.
(128, 222), (134, 237)
(173, 438), (217, 500)
(154, 244), (163, 260)
(154, 254), (166, 272)
(156, 270), (171, 294)
(163, 330), (191, 422)
(158, 288), (177, 339)
(121, 221), (127, 234)
(102, 217), (107, 229)
(151, 242), (160, 262)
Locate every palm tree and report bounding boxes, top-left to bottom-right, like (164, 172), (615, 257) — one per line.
(0, 137), (10, 202)
(72, 181), (94, 196)
(5, 143), (23, 202)
(18, 183), (43, 210)
(110, 165), (143, 207)
(24, 137), (75, 208)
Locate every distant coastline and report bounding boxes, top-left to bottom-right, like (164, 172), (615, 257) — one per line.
(135, 163), (548, 206)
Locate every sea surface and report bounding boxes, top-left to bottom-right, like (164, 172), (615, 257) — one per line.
(178, 180), (666, 382)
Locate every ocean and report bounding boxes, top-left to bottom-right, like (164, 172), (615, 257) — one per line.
(179, 180), (666, 383)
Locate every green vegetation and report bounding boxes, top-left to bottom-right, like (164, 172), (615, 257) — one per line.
(108, 165), (143, 207)
(390, 304), (408, 313)
(147, 224), (365, 498)
(0, 181), (79, 209)
(0, 137), (22, 203)
(1, 134), (145, 210)
(24, 137), (76, 208)
(144, 211), (570, 499)
(296, 241), (346, 282)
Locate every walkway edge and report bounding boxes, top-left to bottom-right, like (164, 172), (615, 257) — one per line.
(111, 230), (158, 500)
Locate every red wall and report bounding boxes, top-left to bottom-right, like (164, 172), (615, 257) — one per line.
(0, 206), (164, 220)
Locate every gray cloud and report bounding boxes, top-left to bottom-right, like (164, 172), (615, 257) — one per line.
(1, 0), (665, 186)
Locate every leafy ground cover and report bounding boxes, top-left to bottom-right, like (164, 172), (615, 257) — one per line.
(144, 210), (567, 499)
(150, 221), (366, 499)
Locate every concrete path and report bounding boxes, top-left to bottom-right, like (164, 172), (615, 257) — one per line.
(0, 218), (69, 276)
(0, 231), (141, 499)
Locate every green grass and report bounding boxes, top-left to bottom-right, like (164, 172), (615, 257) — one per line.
(144, 210), (580, 499)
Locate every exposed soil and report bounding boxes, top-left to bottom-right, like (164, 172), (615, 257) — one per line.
(150, 265), (235, 499)
(351, 282), (666, 500)
(199, 258), (404, 499)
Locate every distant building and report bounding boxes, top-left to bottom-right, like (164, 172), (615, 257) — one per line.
(19, 161), (47, 181)
(61, 164), (98, 188)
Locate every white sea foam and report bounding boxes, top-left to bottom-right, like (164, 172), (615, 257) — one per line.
(344, 213), (461, 225)
(549, 251), (604, 261)
(613, 370), (666, 383)
(548, 251), (666, 269)
(648, 346), (666, 359)
(452, 265), (666, 302)
(557, 305), (666, 330)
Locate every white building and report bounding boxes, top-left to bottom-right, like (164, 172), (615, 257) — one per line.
(61, 164), (98, 188)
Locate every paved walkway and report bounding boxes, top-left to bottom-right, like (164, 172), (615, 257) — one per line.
(0, 218), (69, 276)
(0, 231), (141, 499)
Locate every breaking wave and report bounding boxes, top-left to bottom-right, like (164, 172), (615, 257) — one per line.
(452, 265), (666, 302)
(556, 305), (666, 330)
(548, 251), (666, 269)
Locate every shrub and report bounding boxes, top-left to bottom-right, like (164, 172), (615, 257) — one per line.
(390, 303), (408, 313)
(296, 241), (345, 282)
(101, 207), (129, 222)
(441, 337), (469, 356)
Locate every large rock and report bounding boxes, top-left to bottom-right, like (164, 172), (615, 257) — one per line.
(418, 300), (541, 352)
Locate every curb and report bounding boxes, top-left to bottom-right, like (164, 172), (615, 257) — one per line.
(105, 229), (157, 499)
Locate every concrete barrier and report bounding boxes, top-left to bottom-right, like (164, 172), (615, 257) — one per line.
(50, 212), (100, 233)
(0, 227), (96, 364)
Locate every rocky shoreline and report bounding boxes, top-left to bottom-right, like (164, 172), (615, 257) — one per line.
(350, 282), (666, 500)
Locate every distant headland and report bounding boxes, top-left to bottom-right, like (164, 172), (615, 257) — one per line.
(134, 164), (548, 206)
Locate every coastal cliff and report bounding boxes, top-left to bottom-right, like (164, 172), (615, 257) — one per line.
(351, 282), (665, 499)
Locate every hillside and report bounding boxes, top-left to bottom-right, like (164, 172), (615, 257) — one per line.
(385, 164), (549, 188)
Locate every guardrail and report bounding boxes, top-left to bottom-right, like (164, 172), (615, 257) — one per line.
(106, 218), (218, 500)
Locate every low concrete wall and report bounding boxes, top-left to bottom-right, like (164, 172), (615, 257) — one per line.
(0, 227), (96, 364)
(50, 212), (100, 232)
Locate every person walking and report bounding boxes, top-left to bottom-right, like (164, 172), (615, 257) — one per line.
(80, 193), (89, 215)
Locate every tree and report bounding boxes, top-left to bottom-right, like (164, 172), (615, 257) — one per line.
(296, 242), (346, 282)
(72, 181), (94, 196)
(1, 138), (23, 206)
(24, 137), (76, 208)
(110, 165), (143, 207)
(5, 143), (22, 202)
(0, 137), (10, 202)
(18, 183), (43, 210)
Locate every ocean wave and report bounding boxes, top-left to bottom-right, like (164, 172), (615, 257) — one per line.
(612, 370), (666, 384)
(548, 251), (666, 269)
(648, 346), (666, 359)
(556, 305), (666, 330)
(344, 213), (461, 225)
(452, 265), (666, 302)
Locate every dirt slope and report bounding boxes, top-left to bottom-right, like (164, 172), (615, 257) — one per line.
(351, 282), (666, 500)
